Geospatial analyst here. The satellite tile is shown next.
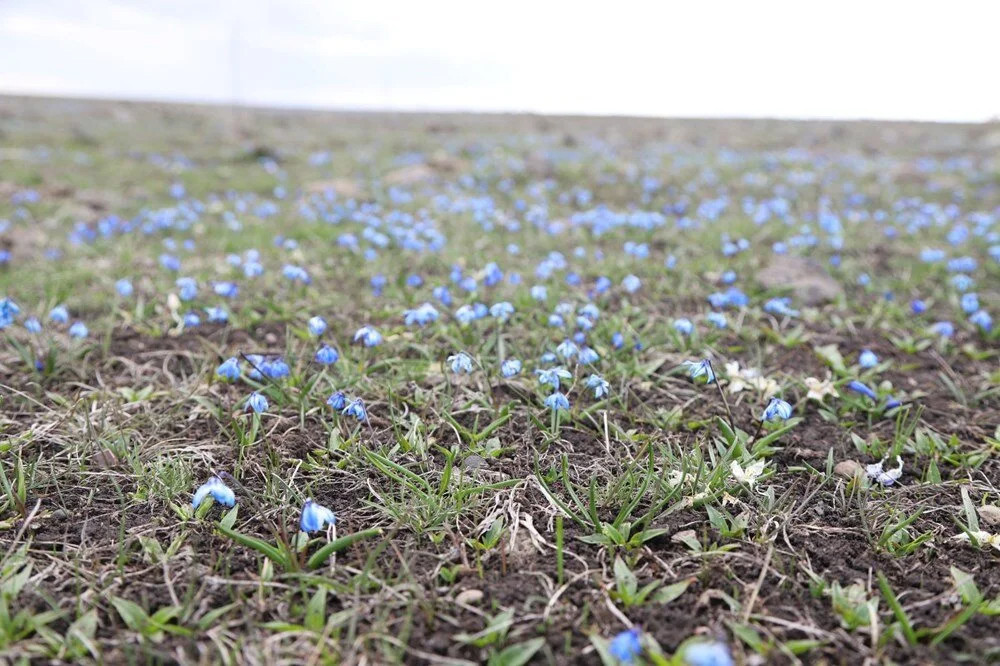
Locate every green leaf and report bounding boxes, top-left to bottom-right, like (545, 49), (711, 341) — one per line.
(219, 504), (239, 530)
(304, 587), (326, 633)
(216, 523), (290, 570)
(815, 344), (847, 375)
(488, 637), (545, 666)
(950, 567), (981, 605)
(111, 597), (150, 632)
(877, 572), (916, 645)
(306, 528), (383, 570)
(613, 556), (637, 598)
(196, 603), (238, 630)
(653, 578), (692, 605)
(728, 622), (766, 653)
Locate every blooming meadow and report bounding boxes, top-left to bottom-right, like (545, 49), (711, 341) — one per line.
(1, 99), (999, 664)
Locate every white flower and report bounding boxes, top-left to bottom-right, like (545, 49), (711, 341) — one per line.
(952, 531), (1000, 551)
(731, 459), (766, 487)
(804, 376), (837, 402)
(866, 456), (903, 485)
(725, 362), (745, 392)
(726, 362), (778, 398)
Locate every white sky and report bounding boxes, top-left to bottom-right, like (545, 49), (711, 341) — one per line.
(2, 0), (998, 122)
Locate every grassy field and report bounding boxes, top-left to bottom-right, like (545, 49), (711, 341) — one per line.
(1, 95), (999, 665)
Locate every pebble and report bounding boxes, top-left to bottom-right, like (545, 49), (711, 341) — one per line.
(834, 459), (864, 479)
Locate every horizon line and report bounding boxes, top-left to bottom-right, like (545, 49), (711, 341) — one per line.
(2, 90), (995, 127)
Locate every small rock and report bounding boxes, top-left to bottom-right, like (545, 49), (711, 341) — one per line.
(305, 178), (364, 200)
(757, 256), (844, 306)
(834, 460), (864, 479)
(385, 164), (436, 186)
(92, 449), (118, 468)
(455, 589), (484, 605)
(978, 505), (1000, 527)
(462, 455), (488, 472)
(671, 529), (697, 544)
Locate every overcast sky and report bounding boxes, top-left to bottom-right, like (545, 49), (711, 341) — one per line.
(2, 0), (998, 122)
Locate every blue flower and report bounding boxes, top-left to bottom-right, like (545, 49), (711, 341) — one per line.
(205, 306), (228, 323)
(473, 303), (489, 319)
(307, 316), (327, 336)
(406, 273), (423, 288)
(454, 304), (477, 325)
(484, 262), (503, 286)
(68, 321), (88, 338)
(846, 380), (877, 400)
(0, 297), (20, 329)
(24, 317), (41, 334)
(536, 367), (572, 390)
(961, 293), (979, 314)
(432, 285), (452, 307)
(585, 374), (610, 398)
(673, 318), (694, 336)
(579, 303), (600, 321)
(950, 274), (974, 292)
(608, 628), (641, 663)
(764, 298), (799, 318)
(315, 345), (339, 365)
(706, 312), (727, 329)
(501, 359), (522, 378)
(282, 264), (311, 284)
(929, 321), (954, 337)
(404, 302), (440, 327)
(299, 499), (336, 533)
(910, 299), (926, 315)
(724, 287), (749, 307)
(578, 347), (599, 364)
(683, 641), (732, 666)
(548, 314), (565, 328)
(192, 476), (236, 508)
(159, 253), (181, 271)
(326, 391), (346, 410)
(244, 354), (265, 380)
(263, 359), (290, 379)
(556, 339), (579, 360)
(622, 274), (641, 293)
(530, 285), (548, 301)
(544, 392), (570, 412)
(216, 357), (241, 381)
(611, 332), (624, 350)
(353, 326), (383, 347)
(343, 398), (367, 421)
(449, 352), (474, 374)
(49, 305), (69, 324)
(858, 350), (878, 369)
(971, 309), (992, 332)
(245, 392), (269, 413)
(684, 359), (716, 384)
(213, 282), (238, 298)
(115, 278), (134, 297)
(489, 301), (514, 322)
(762, 397), (793, 421)
(183, 311), (201, 327)
(175, 277), (198, 301)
